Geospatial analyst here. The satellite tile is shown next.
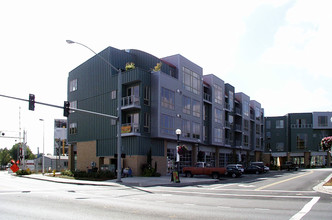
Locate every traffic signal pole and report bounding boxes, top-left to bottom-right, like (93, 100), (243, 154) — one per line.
(0, 93), (118, 119)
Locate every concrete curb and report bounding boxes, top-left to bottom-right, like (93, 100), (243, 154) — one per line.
(19, 174), (220, 187)
(313, 173), (332, 195)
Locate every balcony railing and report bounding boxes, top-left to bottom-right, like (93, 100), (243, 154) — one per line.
(121, 123), (140, 136)
(121, 95), (140, 110)
(203, 93), (212, 103)
(291, 124), (312, 129)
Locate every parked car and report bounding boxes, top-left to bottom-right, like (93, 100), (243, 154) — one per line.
(250, 162), (266, 172)
(281, 161), (298, 171)
(264, 166), (270, 172)
(244, 165), (264, 174)
(183, 162), (226, 179)
(226, 164), (244, 178)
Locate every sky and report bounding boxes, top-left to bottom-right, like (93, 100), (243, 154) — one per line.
(0, 0), (331, 155)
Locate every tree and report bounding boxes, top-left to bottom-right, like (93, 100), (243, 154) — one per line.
(0, 148), (11, 167)
(9, 143), (36, 161)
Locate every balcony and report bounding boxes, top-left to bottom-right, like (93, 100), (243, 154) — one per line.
(121, 123), (140, 137)
(121, 95), (141, 111)
(234, 124), (242, 132)
(224, 103), (231, 111)
(203, 93), (212, 103)
(235, 107), (242, 116)
(291, 124), (312, 129)
(224, 121), (231, 129)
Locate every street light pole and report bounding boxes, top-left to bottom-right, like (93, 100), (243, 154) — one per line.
(66, 40), (122, 182)
(175, 129), (181, 176)
(39, 119), (45, 175)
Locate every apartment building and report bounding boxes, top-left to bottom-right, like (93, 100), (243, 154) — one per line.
(67, 46), (264, 175)
(264, 112), (332, 167)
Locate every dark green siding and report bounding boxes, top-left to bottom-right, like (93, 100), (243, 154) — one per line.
(68, 46), (171, 158)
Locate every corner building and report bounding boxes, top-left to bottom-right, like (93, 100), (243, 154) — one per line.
(67, 46), (264, 175)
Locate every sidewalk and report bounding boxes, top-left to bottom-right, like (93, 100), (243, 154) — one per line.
(22, 173), (220, 187)
(16, 172), (332, 194)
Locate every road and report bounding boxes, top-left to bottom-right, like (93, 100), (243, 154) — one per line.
(0, 169), (331, 220)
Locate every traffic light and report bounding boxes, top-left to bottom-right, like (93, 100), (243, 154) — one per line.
(63, 101), (70, 117)
(29, 94), (35, 111)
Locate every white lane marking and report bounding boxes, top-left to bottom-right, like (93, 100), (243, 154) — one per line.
(211, 184), (236, 189)
(289, 197), (320, 220)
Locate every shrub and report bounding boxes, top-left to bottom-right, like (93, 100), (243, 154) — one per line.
(16, 169), (31, 175)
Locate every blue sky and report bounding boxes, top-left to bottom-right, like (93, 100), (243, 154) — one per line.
(0, 0), (331, 154)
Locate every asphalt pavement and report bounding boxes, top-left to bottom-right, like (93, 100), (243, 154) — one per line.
(15, 170), (332, 195)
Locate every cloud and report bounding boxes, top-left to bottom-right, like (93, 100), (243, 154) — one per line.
(256, 80), (332, 116)
(260, 0), (332, 78)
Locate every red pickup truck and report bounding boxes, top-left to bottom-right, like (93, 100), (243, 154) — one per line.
(183, 162), (226, 179)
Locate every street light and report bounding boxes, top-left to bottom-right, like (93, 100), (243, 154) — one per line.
(39, 119), (45, 175)
(66, 40), (122, 182)
(175, 129), (181, 175)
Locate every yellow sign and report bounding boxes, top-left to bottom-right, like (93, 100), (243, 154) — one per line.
(121, 125), (131, 134)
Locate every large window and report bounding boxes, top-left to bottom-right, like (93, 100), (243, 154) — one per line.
(183, 67), (201, 95)
(214, 128), (222, 143)
(182, 96), (191, 115)
(276, 120), (284, 128)
(318, 116), (328, 127)
(69, 123), (77, 135)
(296, 134), (307, 149)
(214, 108), (222, 124)
(144, 113), (150, 133)
(161, 87), (175, 110)
(161, 114), (174, 135)
(182, 119), (190, 138)
(144, 86), (150, 106)
(192, 99), (201, 118)
(243, 101), (249, 116)
(214, 84), (223, 104)
(266, 121), (271, 129)
(69, 79), (77, 92)
(192, 122), (200, 139)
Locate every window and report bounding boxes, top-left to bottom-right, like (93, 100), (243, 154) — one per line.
(266, 132), (271, 139)
(192, 122), (200, 139)
(296, 119), (306, 127)
(266, 121), (271, 129)
(182, 96), (191, 115)
(161, 114), (174, 135)
(214, 84), (223, 104)
(69, 79), (77, 92)
(144, 113), (150, 133)
(161, 87), (175, 110)
(183, 67), (201, 95)
(255, 107), (260, 121)
(243, 101), (249, 116)
(182, 119), (190, 138)
(276, 120), (284, 128)
(296, 134), (307, 149)
(214, 128), (222, 143)
(144, 86), (150, 105)
(256, 124), (260, 134)
(69, 123), (77, 135)
(203, 125), (208, 141)
(214, 108), (222, 124)
(192, 99), (201, 118)
(69, 100), (77, 113)
(111, 90), (117, 99)
(244, 120), (249, 131)
(229, 91), (234, 111)
(318, 116), (328, 127)
(243, 135), (249, 146)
